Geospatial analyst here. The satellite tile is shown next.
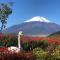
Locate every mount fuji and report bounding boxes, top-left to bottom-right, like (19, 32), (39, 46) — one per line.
(24, 16), (50, 23)
(3, 16), (60, 36)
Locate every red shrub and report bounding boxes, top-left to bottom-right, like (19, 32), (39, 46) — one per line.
(21, 35), (60, 45)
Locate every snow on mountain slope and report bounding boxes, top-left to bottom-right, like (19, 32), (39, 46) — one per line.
(24, 16), (50, 23)
(3, 16), (60, 36)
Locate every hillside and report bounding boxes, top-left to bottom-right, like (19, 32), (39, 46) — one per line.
(49, 31), (60, 37)
(3, 16), (60, 36)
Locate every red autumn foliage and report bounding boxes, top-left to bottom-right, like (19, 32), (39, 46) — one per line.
(0, 50), (33, 60)
(0, 47), (8, 52)
(21, 35), (60, 45)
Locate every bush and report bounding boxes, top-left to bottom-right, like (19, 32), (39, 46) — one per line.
(22, 42), (30, 51)
(37, 40), (48, 49)
(0, 34), (18, 47)
(29, 41), (37, 50)
(33, 48), (48, 60)
(46, 45), (60, 60)
(53, 45), (60, 60)
(22, 40), (49, 51)
(0, 51), (33, 60)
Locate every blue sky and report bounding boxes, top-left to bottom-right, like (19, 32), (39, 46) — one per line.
(0, 0), (60, 27)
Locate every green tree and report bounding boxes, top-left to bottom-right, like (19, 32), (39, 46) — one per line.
(0, 2), (13, 31)
(30, 41), (37, 50)
(22, 42), (30, 51)
(38, 40), (48, 49)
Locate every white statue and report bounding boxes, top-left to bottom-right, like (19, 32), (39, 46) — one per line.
(18, 31), (23, 49)
(8, 46), (20, 53)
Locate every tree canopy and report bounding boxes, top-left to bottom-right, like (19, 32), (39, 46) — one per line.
(0, 2), (13, 32)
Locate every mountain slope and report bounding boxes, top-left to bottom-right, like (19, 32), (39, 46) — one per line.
(3, 22), (60, 35)
(49, 31), (60, 37)
(3, 16), (60, 36)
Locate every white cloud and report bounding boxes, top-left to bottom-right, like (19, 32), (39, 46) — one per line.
(24, 16), (50, 23)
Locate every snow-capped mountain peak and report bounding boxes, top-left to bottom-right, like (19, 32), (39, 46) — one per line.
(24, 16), (50, 23)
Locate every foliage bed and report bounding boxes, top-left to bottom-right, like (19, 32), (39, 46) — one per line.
(0, 34), (18, 47)
(0, 34), (60, 60)
(0, 45), (60, 60)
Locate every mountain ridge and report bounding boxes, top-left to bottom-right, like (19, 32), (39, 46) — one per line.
(3, 21), (60, 36)
(3, 16), (60, 36)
